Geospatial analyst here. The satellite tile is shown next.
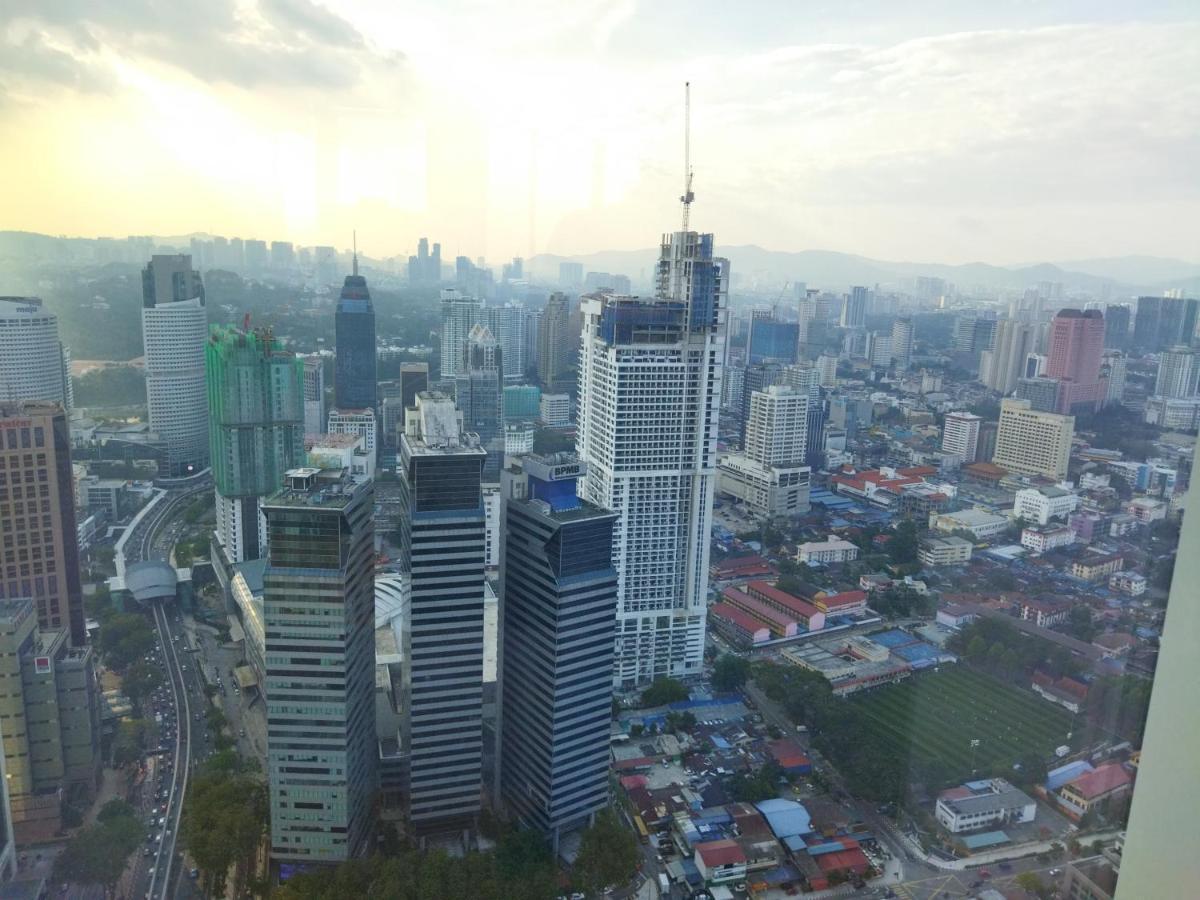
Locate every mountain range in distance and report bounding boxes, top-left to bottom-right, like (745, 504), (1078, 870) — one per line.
(2, 231), (1197, 297)
(528, 245), (1200, 297)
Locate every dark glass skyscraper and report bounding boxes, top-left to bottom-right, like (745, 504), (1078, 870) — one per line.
(454, 325), (504, 482)
(334, 263), (377, 411)
(499, 454), (617, 853)
(1104, 304), (1131, 350)
(747, 313), (800, 365)
(398, 393), (487, 835)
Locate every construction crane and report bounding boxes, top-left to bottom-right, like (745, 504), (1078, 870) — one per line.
(680, 81), (695, 230)
(772, 281), (790, 318)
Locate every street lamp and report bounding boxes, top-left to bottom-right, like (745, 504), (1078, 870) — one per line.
(970, 738), (981, 774)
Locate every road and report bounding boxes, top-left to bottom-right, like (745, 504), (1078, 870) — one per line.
(114, 480), (210, 900)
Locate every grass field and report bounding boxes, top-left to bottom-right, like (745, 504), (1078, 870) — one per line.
(852, 666), (1074, 783)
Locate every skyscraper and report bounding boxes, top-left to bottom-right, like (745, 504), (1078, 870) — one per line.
(1134, 295), (1196, 352)
(1104, 304), (1131, 350)
(840, 286), (867, 329)
(0, 297), (71, 411)
(891, 318), (914, 370)
(398, 393), (487, 834)
(408, 237), (442, 285)
(747, 312), (799, 365)
(739, 362), (784, 446)
(206, 326), (305, 564)
(980, 320), (1037, 394)
(558, 261), (583, 287)
(577, 229), (725, 687)
(992, 398), (1074, 480)
(334, 258), (377, 412)
(745, 385), (809, 468)
(1154, 346), (1199, 399)
(537, 292), (572, 391)
(483, 303), (527, 382)
(0, 403), (85, 645)
(1046, 308), (1106, 413)
(141, 254), (209, 475)
(1101, 351), (1127, 406)
(399, 362), (430, 411)
(440, 289), (483, 380)
(302, 355), (326, 435)
(941, 412), (982, 461)
(454, 325), (505, 482)
(498, 454), (617, 852)
(263, 467), (376, 864)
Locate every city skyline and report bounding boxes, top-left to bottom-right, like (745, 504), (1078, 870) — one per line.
(1, 4), (1197, 264)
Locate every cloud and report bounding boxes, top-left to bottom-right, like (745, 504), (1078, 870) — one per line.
(0, 0), (401, 96)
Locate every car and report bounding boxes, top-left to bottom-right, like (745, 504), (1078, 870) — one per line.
(1050, 868), (1062, 876)
(190, 868), (200, 879)
(999, 862), (1012, 872)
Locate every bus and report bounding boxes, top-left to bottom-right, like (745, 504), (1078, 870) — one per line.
(633, 814), (650, 845)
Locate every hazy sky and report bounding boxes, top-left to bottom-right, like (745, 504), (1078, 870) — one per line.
(1, 1), (1197, 264)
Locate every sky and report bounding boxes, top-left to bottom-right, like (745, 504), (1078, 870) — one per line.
(1, 1), (1197, 265)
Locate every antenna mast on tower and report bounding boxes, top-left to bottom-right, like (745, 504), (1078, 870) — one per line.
(352, 230), (359, 276)
(680, 81), (695, 231)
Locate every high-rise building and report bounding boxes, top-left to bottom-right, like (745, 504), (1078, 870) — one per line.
(269, 241), (295, 269)
(739, 363), (784, 446)
(840, 286), (867, 329)
(1134, 295), (1197, 352)
(866, 331), (892, 368)
(263, 467), (376, 864)
(745, 386), (808, 468)
(1101, 351), (1127, 406)
(334, 259), (377, 412)
(498, 454), (617, 852)
(0, 297), (72, 411)
(992, 398), (1074, 480)
(816, 354), (838, 388)
(454, 325), (505, 482)
(142, 255), (209, 475)
(398, 393), (487, 834)
(941, 412), (982, 461)
(302, 355), (326, 434)
(558, 261), (583, 287)
(1015, 377), (1061, 413)
(408, 237), (442, 285)
(206, 326), (305, 564)
(1104, 304), (1131, 350)
(0, 403), (85, 645)
(314, 245), (339, 285)
(577, 229), (725, 687)
(0, 596), (100, 842)
(440, 289), (483, 380)
(244, 239), (268, 273)
(399, 362), (430, 411)
(483, 303), (527, 382)
(537, 292), (573, 391)
(327, 408), (377, 465)
(503, 385), (541, 420)
(1154, 346), (1199, 399)
(747, 312), (799, 365)
(1046, 308), (1106, 414)
(891, 318), (914, 370)
(980, 320), (1036, 395)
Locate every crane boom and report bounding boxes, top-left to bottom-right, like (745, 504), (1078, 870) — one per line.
(680, 82), (694, 231)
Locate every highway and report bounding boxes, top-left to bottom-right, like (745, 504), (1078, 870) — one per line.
(115, 479), (209, 900)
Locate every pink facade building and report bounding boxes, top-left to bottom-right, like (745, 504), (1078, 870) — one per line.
(1047, 309), (1106, 414)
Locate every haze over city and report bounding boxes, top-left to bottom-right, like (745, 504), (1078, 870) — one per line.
(2, 1), (1198, 263)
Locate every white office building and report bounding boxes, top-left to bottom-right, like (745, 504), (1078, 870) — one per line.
(440, 289), (483, 380)
(327, 407), (377, 464)
(816, 354), (839, 388)
(0, 297), (71, 411)
(578, 230), (725, 687)
(303, 355), (326, 434)
(1154, 346), (1198, 399)
(1014, 485), (1079, 525)
(141, 255), (209, 475)
(891, 318), (914, 370)
(745, 385), (808, 467)
(941, 412), (982, 461)
(539, 392), (571, 427)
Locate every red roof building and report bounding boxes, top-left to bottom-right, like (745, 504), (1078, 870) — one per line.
(721, 587), (800, 637)
(813, 839), (870, 877)
(709, 603), (772, 648)
(745, 581), (827, 631)
(1058, 763), (1133, 818)
(767, 739), (812, 774)
(712, 555), (777, 580)
(815, 590), (868, 617)
(694, 838), (748, 884)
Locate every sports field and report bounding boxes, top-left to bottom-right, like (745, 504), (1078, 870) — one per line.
(852, 666), (1074, 783)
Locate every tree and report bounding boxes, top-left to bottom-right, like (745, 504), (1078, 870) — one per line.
(121, 661), (162, 713)
(1064, 605), (1098, 642)
(887, 519), (920, 566)
(181, 756), (269, 900)
(712, 654), (752, 691)
(573, 808), (640, 896)
(730, 762), (784, 803)
(96, 613), (156, 672)
(112, 718), (150, 767)
(639, 677), (689, 708)
(53, 809), (142, 898)
(97, 798), (137, 824)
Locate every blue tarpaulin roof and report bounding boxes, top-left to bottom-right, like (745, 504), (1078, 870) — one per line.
(894, 642), (939, 663)
(962, 831), (1010, 849)
(755, 799), (813, 839)
(872, 629), (920, 649)
(711, 735), (731, 750)
(1046, 760), (1095, 791)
